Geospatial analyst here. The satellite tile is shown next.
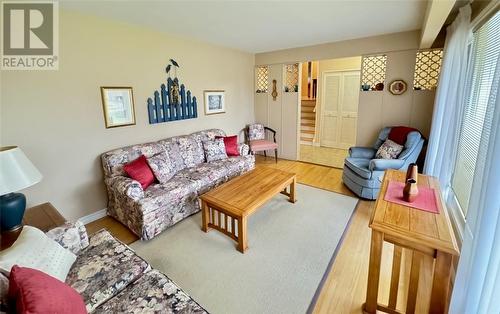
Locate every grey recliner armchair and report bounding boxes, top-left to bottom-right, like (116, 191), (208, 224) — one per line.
(342, 127), (424, 200)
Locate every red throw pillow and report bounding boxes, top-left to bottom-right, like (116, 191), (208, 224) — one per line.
(216, 135), (240, 156)
(8, 265), (86, 314)
(388, 126), (419, 145)
(123, 155), (155, 189)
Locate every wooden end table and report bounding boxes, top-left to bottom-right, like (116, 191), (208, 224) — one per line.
(200, 167), (297, 253)
(1, 202), (66, 250)
(363, 170), (459, 314)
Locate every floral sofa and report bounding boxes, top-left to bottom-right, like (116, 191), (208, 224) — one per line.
(101, 129), (255, 240)
(55, 222), (207, 313)
(1, 222), (207, 313)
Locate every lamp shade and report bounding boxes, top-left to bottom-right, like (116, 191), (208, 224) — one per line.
(0, 146), (42, 195)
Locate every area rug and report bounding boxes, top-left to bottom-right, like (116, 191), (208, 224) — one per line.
(130, 184), (358, 314)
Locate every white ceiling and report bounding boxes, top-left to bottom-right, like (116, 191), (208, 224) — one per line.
(62, 1), (428, 53)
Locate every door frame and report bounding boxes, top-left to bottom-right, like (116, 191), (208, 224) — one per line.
(318, 69), (361, 149)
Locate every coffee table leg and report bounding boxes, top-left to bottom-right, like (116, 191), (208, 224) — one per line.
(237, 216), (247, 253)
(201, 200), (210, 232)
(289, 177), (297, 203)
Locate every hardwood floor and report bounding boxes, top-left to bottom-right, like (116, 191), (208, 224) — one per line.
(299, 144), (348, 169)
(86, 156), (435, 313)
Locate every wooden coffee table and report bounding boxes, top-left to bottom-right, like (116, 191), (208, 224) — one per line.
(200, 167), (297, 253)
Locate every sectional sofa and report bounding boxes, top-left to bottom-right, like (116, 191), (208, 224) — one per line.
(55, 222), (208, 313)
(101, 129), (255, 240)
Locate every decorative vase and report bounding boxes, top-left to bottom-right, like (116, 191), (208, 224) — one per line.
(403, 179), (419, 202)
(405, 163), (418, 184)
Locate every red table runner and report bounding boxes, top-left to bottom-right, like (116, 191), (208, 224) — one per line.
(384, 181), (440, 213)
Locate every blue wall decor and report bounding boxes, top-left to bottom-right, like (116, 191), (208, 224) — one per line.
(147, 77), (198, 124)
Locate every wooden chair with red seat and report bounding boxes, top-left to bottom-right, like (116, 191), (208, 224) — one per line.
(246, 123), (278, 163)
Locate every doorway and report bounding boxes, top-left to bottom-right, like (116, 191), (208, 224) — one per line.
(298, 56), (362, 168)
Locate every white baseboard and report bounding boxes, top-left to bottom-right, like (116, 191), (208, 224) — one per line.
(79, 208), (107, 225)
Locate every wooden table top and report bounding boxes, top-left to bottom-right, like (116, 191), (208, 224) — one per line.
(200, 167), (296, 218)
(370, 170), (459, 256)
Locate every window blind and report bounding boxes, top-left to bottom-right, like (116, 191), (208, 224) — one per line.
(451, 11), (500, 217)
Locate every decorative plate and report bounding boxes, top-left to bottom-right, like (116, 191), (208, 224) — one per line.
(389, 80), (407, 95)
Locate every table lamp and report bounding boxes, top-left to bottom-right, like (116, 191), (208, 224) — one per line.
(0, 146), (42, 231)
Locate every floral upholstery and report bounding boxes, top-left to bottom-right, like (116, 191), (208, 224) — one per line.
(147, 151), (176, 183)
(160, 139), (186, 173)
(209, 155), (255, 179)
(102, 129), (255, 240)
(176, 136), (205, 168)
(105, 176), (144, 201)
(42, 226), (209, 313)
(203, 138), (228, 162)
(248, 123), (265, 140)
(238, 143), (250, 156)
(66, 229), (150, 312)
(46, 220), (90, 254)
(375, 139), (404, 159)
(93, 269), (207, 314)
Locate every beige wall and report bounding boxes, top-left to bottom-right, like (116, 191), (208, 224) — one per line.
(0, 10), (255, 220)
(254, 64), (300, 160)
(357, 49), (436, 146)
(255, 31), (420, 65)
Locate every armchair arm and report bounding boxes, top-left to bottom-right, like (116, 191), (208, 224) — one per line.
(369, 159), (405, 171)
(46, 220), (89, 254)
(264, 127), (277, 143)
(106, 176), (144, 201)
(238, 143), (250, 156)
(349, 147), (376, 159)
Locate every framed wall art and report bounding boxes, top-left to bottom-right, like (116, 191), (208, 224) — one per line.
(204, 90), (225, 115)
(100, 87), (136, 128)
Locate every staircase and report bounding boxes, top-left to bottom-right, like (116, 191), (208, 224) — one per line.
(300, 99), (316, 145)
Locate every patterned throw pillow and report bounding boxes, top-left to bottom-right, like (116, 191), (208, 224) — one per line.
(146, 151), (176, 184)
(375, 139), (404, 159)
(203, 138), (228, 162)
(177, 136), (205, 168)
(248, 124), (265, 140)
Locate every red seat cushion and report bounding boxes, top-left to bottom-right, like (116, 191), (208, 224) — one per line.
(388, 126), (420, 145)
(8, 265), (86, 314)
(216, 135), (240, 156)
(249, 139), (278, 152)
(123, 155), (155, 189)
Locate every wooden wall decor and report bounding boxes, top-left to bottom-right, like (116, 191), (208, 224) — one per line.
(271, 79), (278, 101)
(147, 77), (197, 124)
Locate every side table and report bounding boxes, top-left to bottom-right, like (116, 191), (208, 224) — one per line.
(363, 170), (459, 314)
(0, 202), (66, 250)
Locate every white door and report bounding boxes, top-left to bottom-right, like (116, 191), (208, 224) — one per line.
(320, 71), (360, 149)
(320, 73), (341, 147)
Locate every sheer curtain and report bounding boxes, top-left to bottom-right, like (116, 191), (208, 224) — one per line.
(423, 6), (471, 187)
(450, 34), (500, 314)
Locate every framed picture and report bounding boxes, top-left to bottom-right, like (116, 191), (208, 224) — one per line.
(389, 80), (408, 95)
(100, 87), (136, 128)
(204, 90), (225, 115)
